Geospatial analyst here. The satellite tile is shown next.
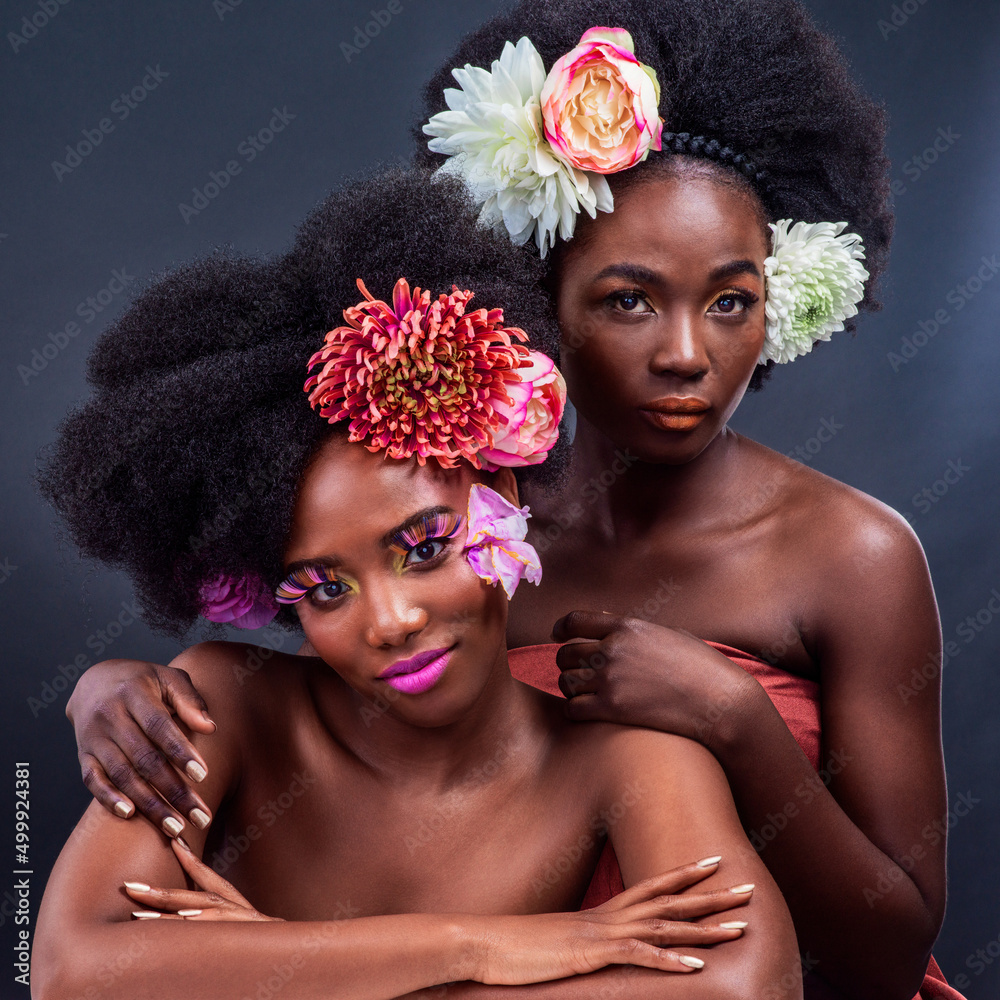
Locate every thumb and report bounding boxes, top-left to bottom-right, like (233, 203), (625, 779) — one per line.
(157, 665), (216, 733)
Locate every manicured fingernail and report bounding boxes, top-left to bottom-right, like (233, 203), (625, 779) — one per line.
(186, 761), (207, 783)
(114, 801), (134, 818)
(696, 855), (722, 867)
(190, 808), (211, 830)
(177, 909), (202, 917)
(201, 712), (216, 729)
(720, 921), (748, 929)
(679, 956), (705, 969)
(730, 883), (755, 894)
(175, 836), (193, 852)
(162, 817), (184, 838)
(124, 881), (150, 892)
(132, 910), (161, 919)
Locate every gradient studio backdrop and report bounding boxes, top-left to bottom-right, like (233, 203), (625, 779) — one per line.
(1, 0), (998, 995)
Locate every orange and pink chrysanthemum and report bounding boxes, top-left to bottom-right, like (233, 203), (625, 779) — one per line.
(305, 278), (533, 469)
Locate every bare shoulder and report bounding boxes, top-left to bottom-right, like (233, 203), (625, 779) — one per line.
(739, 435), (928, 580)
(168, 640), (313, 742)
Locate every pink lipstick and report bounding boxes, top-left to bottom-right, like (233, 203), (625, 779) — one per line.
(378, 646), (453, 695)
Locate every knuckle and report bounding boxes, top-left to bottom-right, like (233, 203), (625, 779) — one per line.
(141, 712), (174, 743)
(132, 747), (168, 779)
(106, 760), (139, 789)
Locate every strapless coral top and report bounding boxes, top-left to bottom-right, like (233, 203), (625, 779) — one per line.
(507, 642), (963, 1000)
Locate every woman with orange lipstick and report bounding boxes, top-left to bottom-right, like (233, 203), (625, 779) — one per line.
(32, 168), (798, 999)
(60, 1), (962, 997)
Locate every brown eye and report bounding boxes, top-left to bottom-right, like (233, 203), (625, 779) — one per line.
(609, 291), (652, 313)
(715, 295), (743, 314)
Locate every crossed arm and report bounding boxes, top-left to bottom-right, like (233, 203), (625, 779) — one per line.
(33, 646), (798, 1000)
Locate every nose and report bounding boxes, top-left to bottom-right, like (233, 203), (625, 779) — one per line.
(362, 576), (428, 649)
(648, 310), (710, 379)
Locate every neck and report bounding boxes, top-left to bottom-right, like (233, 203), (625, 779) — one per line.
(316, 644), (538, 791)
(554, 414), (746, 540)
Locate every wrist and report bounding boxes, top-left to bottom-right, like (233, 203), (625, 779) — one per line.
(445, 914), (488, 984)
(701, 668), (767, 758)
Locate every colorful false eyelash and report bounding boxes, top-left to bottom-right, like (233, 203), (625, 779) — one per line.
(275, 564), (342, 605)
(387, 512), (464, 555)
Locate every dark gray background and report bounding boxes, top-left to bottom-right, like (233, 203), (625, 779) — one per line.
(1, 0), (997, 996)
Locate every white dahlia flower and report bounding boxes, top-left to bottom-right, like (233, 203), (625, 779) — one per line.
(761, 220), (869, 364)
(423, 36), (613, 256)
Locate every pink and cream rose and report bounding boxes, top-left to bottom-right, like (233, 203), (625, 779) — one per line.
(540, 27), (663, 175)
(480, 351), (566, 468)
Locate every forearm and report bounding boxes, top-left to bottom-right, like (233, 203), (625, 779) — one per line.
(708, 684), (936, 1000)
(34, 914), (476, 1000)
(397, 960), (801, 1000)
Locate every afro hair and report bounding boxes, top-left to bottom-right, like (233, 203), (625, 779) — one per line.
(414, 0), (894, 388)
(39, 168), (564, 636)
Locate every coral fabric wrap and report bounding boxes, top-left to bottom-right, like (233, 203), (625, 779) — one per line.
(506, 642), (964, 1000)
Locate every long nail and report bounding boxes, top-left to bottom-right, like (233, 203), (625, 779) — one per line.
(730, 883), (755, 894)
(114, 801), (134, 819)
(679, 956), (705, 969)
(190, 808), (211, 830)
(132, 911), (161, 919)
(201, 711), (217, 730)
(177, 909), (202, 917)
(124, 881), (150, 892)
(696, 855), (721, 868)
(186, 761), (207, 783)
(162, 817), (184, 838)
(174, 836), (193, 853)
(720, 921), (748, 929)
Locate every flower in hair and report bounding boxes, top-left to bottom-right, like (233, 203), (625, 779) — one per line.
(762, 220), (869, 364)
(479, 352), (566, 468)
(423, 36), (614, 256)
(463, 484), (542, 599)
(540, 28), (662, 174)
(199, 573), (278, 629)
(306, 278), (537, 470)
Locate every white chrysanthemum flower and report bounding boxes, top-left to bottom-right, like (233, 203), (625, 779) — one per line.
(761, 220), (869, 364)
(423, 36), (613, 257)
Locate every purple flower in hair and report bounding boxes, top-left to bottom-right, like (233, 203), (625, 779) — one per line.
(199, 573), (278, 630)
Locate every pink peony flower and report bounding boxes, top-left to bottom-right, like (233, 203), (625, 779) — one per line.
(479, 351), (567, 468)
(199, 574), (278, 629)
(540, 27), (663, 175)
(463, 484), (542, 600)
(305, 279), (532, 470)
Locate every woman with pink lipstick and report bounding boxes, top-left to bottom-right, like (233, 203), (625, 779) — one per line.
(33, 169), (798, 999)
(59, 1), (962, 997)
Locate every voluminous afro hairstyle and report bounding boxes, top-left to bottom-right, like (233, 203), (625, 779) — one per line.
(414, 0), (894, 387)
(39, 168), (563, 637)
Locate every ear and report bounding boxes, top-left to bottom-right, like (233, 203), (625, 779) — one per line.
(486, 467), (520, 508)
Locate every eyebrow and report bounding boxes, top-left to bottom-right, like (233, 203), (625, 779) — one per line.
(708, 259), (761, 282)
